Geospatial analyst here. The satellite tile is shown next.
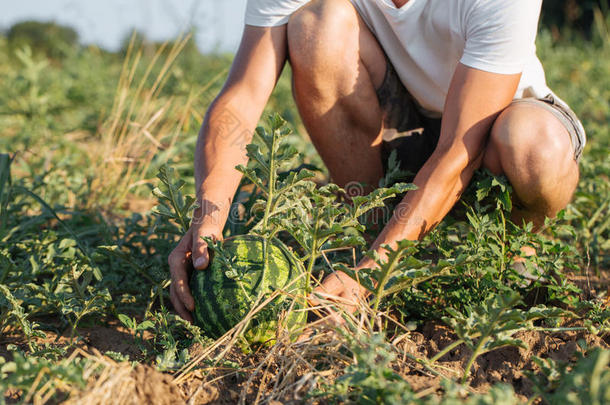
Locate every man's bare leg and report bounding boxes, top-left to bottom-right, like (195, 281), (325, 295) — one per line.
(483, 104), (580, 229)
(287, 0), (387, 189)
(287, 0), (392, 308)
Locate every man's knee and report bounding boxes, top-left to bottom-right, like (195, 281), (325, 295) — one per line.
(489, 105), (571, 168)
(486, 104), (578, 217)
(287, 0), (358, 70)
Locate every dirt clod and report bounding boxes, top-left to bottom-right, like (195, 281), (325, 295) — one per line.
(67, 363), (184, 405)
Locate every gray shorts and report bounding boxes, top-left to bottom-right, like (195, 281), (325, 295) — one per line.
(378, 61), (587, 179)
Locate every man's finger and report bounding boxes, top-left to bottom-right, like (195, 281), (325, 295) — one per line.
(310, 304), (347, 328)
(175, 271), (195, 312)
(169, 253), (195, 311)
(309, 272), (362, 317)
(191, 225), (210, 270)
(168, 233), (196, 311)
(312, 272), (355, 299)
(170, 284), (193, 323)
(321, 310), (346, 327)
(309, 275), (345, 307)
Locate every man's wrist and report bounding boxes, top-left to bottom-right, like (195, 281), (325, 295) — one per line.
(191, 196), (231, 230)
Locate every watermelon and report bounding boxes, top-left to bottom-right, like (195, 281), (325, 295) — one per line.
(190, 235), (307, 344)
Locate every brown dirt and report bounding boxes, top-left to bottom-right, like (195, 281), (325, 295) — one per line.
(132, 365), (184, 404)
(168, 320), (609, 404)
(395, 321), (609, 400)
(66, 362), (184, 405)
(0, 319), (153, 362)
(78, 323), (154, 359)
(172, 334), (347, 404)
(2, 297), (609, 404)
(568, 273), (610, 300)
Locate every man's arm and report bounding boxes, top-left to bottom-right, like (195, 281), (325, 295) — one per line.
(366, 64), (521, 259)
(317, 64), (521, 304)
(169, 25), (288, 321)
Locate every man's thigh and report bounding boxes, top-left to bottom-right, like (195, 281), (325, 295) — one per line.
(287, 0), (392, 187)
(289, 0), (387, 86)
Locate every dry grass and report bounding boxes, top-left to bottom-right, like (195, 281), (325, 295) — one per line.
(169, 284), (401, 404)
(85, 33), (196, 213)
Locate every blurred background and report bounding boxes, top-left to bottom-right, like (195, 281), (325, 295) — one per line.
(1, 0), (607, 55)
(1, 0), (248, 53)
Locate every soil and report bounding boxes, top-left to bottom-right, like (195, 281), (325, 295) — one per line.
(131, 365), (184, 405)
(165, 320), (609, 404)
(568, 272), (610, 300)
(399, 322), (609, 400)
(1, 318), (153, 361)
(2, 317), (609, 404)
(1, 321), (181, 405)
(64, 363), (184, 405)
(2, 274), (608, 404)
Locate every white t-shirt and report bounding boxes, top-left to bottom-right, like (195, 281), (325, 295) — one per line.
(245, 0), (551, 116)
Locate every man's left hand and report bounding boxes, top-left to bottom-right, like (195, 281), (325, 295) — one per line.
(308, 270), (368, 324)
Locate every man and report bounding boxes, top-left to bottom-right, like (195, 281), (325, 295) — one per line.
(168, 0), (586, 322)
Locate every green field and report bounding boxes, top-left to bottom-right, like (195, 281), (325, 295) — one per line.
(1, 13), (609, 405)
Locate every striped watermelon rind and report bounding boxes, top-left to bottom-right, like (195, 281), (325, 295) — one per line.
(191, 235), (307, 344)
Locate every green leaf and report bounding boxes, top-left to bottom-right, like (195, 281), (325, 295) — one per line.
(152, 164), (197, 233)
(117, 314), (135, 329)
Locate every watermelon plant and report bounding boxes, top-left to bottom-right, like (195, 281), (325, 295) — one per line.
(174, 115), (422, 344)
(527, 349), (610, 404)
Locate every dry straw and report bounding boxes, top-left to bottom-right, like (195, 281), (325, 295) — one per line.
(86, 33), (195, 213)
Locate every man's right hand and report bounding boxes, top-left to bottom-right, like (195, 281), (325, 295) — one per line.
(168, 223), (221, 323)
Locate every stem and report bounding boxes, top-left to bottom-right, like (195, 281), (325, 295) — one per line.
(529, 326), (593, 333)
(146, 287), (157, 315)
(166, 180), (189, 233)
(261, 136), (277, 233)
(462, 336), (488, 384)
(262, 237), (273, 298)
(70, 298), (94, 342)
(404, 353), (441, 377)
(499, 208), (506, 279)
(372, 249), (404, 312)
(305, 211), (320, 293)
(430, 339), (464, 363)
(147, 281), (167, 314)
(157, 283), (164, 309)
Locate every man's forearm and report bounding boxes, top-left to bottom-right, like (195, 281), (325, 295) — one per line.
(192, 99), (260, 232)
(364, 147), (481, 263)
(188, 25), (288, 235)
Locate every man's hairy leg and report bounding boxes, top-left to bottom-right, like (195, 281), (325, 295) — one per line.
(287, 0), (387, 189)
(287, 0), (388, 313)
(483, 103), (580, 229)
